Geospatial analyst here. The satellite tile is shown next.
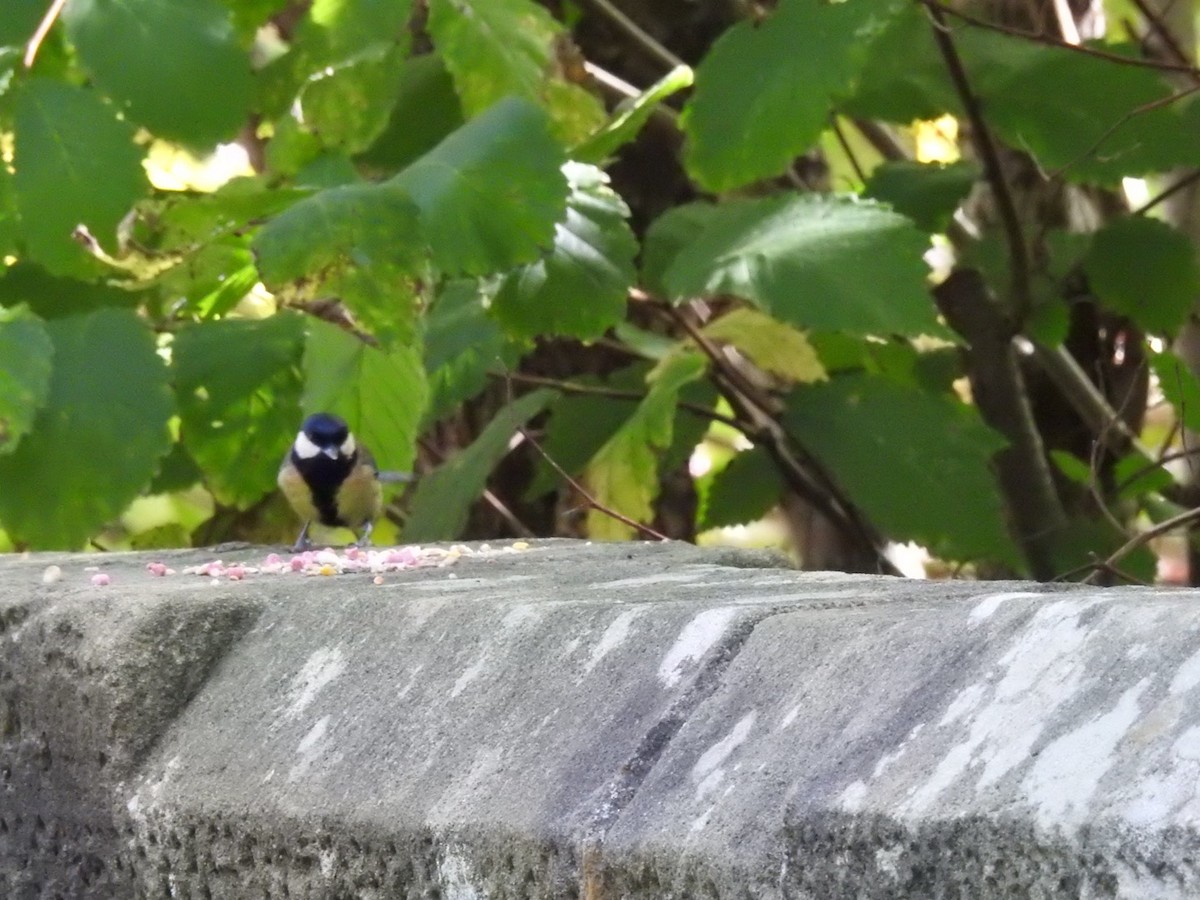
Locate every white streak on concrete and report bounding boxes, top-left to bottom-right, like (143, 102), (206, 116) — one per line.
(451, 655), (487, 698)
(967, 592), (1040, 626)
(584, 609), (642, 675)
(1170, 648), (1200, 695)
(591, 572), (706, 589)
(501, 604), (540, 629)
(1023, 679), (1149, 828)
(660, 607), (738, 688)
(289, 715), (331, 781)
(438, 851), (486, 900)
(693, 711), (756, 801)
(283, 647), (345, 721)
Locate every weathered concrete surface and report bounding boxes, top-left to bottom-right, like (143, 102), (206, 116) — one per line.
(3, 540), (1200, 898)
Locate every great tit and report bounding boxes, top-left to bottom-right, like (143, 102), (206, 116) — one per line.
(278, 412), (398, 550)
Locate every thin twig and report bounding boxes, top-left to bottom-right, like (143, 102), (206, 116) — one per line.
(516, 426), (670, 541)
(583, 60), (680, 125)
(1083, 505), (1200, 583)
(1134, 168), (1200, 215)
(830, 116), (868, 184)
(922, 0), (1200, 76)
(1128, 0), (1198, 76)
(24, 0), (67, 68)
(584, 0), (687, 70)
(925, 2), (1033, 323)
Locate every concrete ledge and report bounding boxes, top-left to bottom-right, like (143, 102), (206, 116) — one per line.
(3, 540), (1200, 898)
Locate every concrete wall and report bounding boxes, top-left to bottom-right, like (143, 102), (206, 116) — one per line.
(3, 540), (1200, 898)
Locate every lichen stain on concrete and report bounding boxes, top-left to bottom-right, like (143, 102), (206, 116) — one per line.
(659, 607), (738, 688)
(1022, 679), (1149, 828)
(692, 710), (757, 802)
(583, 608), (644, 676)
(281, 646), (346, 721)
(902, 599), (1103, 815)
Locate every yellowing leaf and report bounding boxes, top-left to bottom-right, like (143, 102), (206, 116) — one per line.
(701, 308), (826, 383)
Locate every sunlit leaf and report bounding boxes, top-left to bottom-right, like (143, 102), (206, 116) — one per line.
(700, 446), (783, 530)
(575, 65), (693, 163)
(0, 306), (53, 455)
(701, 308), (826, 382)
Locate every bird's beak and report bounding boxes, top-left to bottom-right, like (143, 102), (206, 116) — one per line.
(322, 446), (340, 459)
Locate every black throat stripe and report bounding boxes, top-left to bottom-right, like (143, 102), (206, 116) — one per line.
(293, 449), (357, 527)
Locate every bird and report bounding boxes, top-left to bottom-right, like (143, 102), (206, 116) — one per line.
(277, 412), (410, 551)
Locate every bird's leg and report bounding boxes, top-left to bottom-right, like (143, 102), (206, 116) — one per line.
(292, 521), (313, 552)
(352, 520), (374, 548)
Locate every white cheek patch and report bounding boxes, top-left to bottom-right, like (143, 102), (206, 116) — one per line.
(340, 434), (356, 457)
(294, 431), (323, 459)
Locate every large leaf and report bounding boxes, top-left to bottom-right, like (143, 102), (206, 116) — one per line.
(491, 162), (637, 341)
(700, 446), (784, 531)
(1151, 351), (1200, 434)
(253, 181), (425, 344)
(0, 309), (173, 548)
(683, 0), (899, 191)
(298, 44), (409, 153)
(63, 0), (252, 144)
(641, 203), (719, 298)
(0, 166), (17, 261)
(357, 53), (465, 172)
(0, 306), (53, 455)
(392, 97), (568, 275)
(0, 264), (142, 319)
(13, 80), (146, 276)
(585, 352), (708, 539)
(403, 388), (554, 541)
(302, 319), (427, 473)
(664, 195), (940, 336)
(784, 374), (1019, 564)
(173, 314), (306, 508)
(1083, 217), (1198, 337)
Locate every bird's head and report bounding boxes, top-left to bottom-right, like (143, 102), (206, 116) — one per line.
(295, 412), (356, 461)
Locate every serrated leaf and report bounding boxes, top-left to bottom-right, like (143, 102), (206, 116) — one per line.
(575, 64), (694, 164)
(0, 309), (173, 548)
(253, 181), (425, 344)
(784, 374), (1019, 564)
(298, 44), (409, 153)
(664, 195), (940, 336)
(305, 0), (413, 60)
(683, 0), (900, 191)
(63, 0), (252, 144)
(701, 309), (826, 383)
(1151, 351), (1200, 433)
(585, 352), (707, 539)
(424, 280), (519, 426)
(1083, 217), (1198, 336)
(0, 306), (53, 454)
(302, 319), (427, 472)
(0, 263), (142, 319)
(392, 96), (568, 275)
(427, 0), (557, 114)
(174, 314), (306, 507)
(700, 446), (784, 530)
(641, 202), (719, 298)
(863, 161), (979, 234)
(491, 162), (636, 341)
(403, 388), (554, 541)
(13, 80), (146, 276)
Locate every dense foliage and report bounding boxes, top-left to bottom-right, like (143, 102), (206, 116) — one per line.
(2, 0), (1200, 581)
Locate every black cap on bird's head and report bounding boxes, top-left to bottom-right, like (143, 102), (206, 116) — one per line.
(295, 412), (356, 461)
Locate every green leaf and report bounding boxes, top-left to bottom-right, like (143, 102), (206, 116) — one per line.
(683, 0), (899, 191)
(392, 96), (568, 275)
(253, 181), (426, 344)
(585, 352), (707, 539)
(63, 0), (252, 144)
(13, 80), (146, 276)
(302, 319), (427, 473)
(700, 446), (784, 530)
(664, 195), (940, 336)
(424, 279), (519, 426)
(1151, 351), (1200, 433)
(0, 0), (43, 45)
(1083, 217), (1198, 336)
(574, 64), (694, 164)
(0, 306), (53, 455)
(785, 375), (1018, 564)
(0, 309), (173, 548)
(427, 0), (558, 114)
(403, 388), (554, 541)
(0, 166), (17, 261)
(641, 202), (719, 298)
(298, 44), (410, 153)
(701, 308), (826, 383)
(0, 263), (141, 319)
(173, 314), (306, 508)
(303, 0), (414, 60)
(491, 162), (636, 341)
(863, 161), (979, 234)
(357, 53), (465, 172)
